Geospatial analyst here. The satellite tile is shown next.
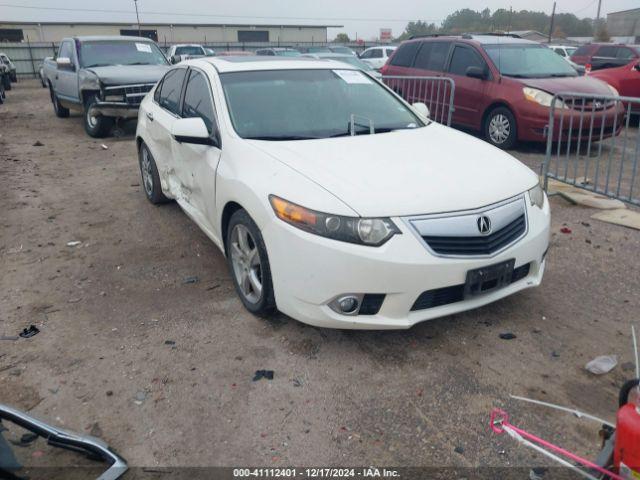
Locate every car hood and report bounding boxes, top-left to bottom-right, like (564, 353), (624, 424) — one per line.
(517, 75), (611, 95)
(249, 124), (538, 217)
(85, 64), (169, 85)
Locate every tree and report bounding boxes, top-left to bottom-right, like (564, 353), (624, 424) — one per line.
(396, 21), (439, 41)
(595, 22), (610, 42)
(334, 33), (350, 43)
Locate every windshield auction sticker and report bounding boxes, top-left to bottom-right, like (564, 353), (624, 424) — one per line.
(333, 69), (372, 84)
(135, 43), (152, 53)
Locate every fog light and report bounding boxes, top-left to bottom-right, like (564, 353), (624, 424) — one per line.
(329, 294), (362, 315)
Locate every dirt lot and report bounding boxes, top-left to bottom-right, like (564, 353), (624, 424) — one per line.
(1, 80), (640, 472)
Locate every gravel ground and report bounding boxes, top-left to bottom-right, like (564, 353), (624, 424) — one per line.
(1, 80), (639, 473)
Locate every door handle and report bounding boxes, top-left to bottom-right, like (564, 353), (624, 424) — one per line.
(146, 112), (154, 121)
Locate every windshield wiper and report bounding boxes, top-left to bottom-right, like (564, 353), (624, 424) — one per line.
(245, 135), (320, 141)
(502, 73), (534, 78)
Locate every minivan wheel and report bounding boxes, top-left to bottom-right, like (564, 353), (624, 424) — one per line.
(50, 87), (69, 118)
(484, 107), (517, 149)
(226, 209), (276, 316)
(138, 142), (169, 204)
(83, 94), (114, 138)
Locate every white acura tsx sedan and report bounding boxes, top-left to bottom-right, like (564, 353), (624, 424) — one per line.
(135, 57), (550, 329)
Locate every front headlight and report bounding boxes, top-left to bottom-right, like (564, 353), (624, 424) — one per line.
(269, 195), (400, 246)
(528, 184), (545, 209)
(523, 87), (567, 109)
(606, 84), (619, 97)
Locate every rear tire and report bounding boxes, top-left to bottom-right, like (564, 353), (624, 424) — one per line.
(226, 209), (276, 317)
(484, 106), (517, 149)
(10, 72), (16, 83)
(50, 86), (69, 118)
(138, 142), (169, 204)
(2, 75), (11, 91)
(83, 94), (114, 138)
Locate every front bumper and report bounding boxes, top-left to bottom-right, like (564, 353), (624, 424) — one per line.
(264, 195), (550, 329)
(88, 101), (140, 119)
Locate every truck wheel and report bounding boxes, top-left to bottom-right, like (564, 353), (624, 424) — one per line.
(2, 75), (11, 91)
(10, 72), (17, 83)
(0, 83), (5, 104)
(83, 94), (113, 138)
(50, 87), (69, 118)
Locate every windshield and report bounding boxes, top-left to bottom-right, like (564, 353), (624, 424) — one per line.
(566, 47), (577, 56)
(276, 50), (301, 57)
(175, 46), (204, 56)
(306, 46), (332, 53)
(327, 56), (374, 71)
(220, 69), (423, 140)
(330, 47), (354, 55)
(484, 44), (577, 78)
(80, 41), (168, 68)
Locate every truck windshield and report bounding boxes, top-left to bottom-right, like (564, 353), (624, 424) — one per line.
(220, 69), (423, 140)
(80, 41), (168, 68)
(484, 44), (577, 78)
(174, 46), (204, 56)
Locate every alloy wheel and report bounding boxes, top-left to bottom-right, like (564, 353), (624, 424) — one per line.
(230, 224), (263, 304)
(140, 147), (154, 197)
(489, 114), (511, 144)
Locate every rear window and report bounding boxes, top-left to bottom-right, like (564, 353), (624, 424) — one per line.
(413, 42), (451, 72)
(573, 45), (593, 56)
(389, 42), (420, 67)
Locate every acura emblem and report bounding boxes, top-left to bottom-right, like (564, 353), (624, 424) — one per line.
(477, 216), (492, 235)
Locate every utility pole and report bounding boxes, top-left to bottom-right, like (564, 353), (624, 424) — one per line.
(134, 0), (141, 37)
(548, 1), (556, 43)
(508, 6), (513, 33)
(596, 0), (602, 23)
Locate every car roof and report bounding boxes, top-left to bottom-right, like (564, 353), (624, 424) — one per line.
(188, 56), (359, 73)
(310, 53), (353, 58)
(365, 45), (396, 50)
(406, 34), (538, 45)
(75, 35), (155, 42)
(174, 44), (204, 47)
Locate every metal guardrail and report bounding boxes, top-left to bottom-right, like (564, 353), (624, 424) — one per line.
(381, 75), (455, 126)
(542, 92), (640, 207)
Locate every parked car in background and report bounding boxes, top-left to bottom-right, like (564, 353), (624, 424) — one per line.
(39, 58), (51, 88)
(216, 50), (253, 57)
(381, 34), (622, 149)
(590, 59), (640, 113)
(570, 43), (640, 71)
(0, 61), (11, 92)
(204, 48), (216, 56)
(0, 63), (7, 103)
(550, 45), (577, 59)
(359, 46), (397, 70)
(328, 46), (357, 55)
(0, 53), (17, 82)
(255, 48), (301, 57)
(301, 52), (381, 79)
(43, 35), (170, 137)
(166, 44), (207, 64)
(296, 46), (332, 54)
(136, 56), (550, 329)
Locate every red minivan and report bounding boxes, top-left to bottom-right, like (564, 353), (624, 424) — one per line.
(381, 34), (623, 149)
(570, 43), (640, 71)
(590, 59), (640, 113)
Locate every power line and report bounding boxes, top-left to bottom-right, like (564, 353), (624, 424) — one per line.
(0, 3), (441, 24)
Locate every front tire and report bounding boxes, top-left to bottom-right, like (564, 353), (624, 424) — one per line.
(138, 142), (169, 204)
(83, 94), (113, 138)
(2, 75), (10, 91)
(484, 106), (517, 149)
(226, 210), (276, 316)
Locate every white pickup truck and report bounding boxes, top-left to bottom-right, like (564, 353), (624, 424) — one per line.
(43, 35), (170, 137)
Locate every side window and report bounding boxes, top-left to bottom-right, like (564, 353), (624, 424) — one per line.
(617, 47), (635, 59)
(158, 68), (187, 115)
(553, 48), (566, 57)
(58, 41), (73, 61)
(385, 49), (395, 57)
(389, 42), (420, 67)
(153, 79), (163, 102)
(182, 70), (217, 135)
(597, 46), (617, 57)
(370, 49), (383, 59)
(414, 42), (450, 72)
(448, 46), (485, 76)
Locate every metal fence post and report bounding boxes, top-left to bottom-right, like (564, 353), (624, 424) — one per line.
(26, 35), (36, 78)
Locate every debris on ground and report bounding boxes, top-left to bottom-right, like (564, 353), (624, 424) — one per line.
(558, 191), (626, 210)
(100, 144), (108, 150)
(560, 227), (572, 234)
(585, 355), (617, 374)
(9, 432), (38, 447)
(253, 370), (274, 381)
(292, 378), (303, 387)
(499, 333), (517, 340)
(454, 446), (464, 454)
(133, 391), (147, 405)
(66, 241), (81, 247)
(19, 325), (39, 338)
(32, 141), (44, 147)
(0, 335), (19, 341)
(183, 276), (199, 284)
(591, 209), (640, 231)
(164, 340), (175, 346)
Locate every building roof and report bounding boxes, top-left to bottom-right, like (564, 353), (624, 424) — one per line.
(607, 7), (640, 16)
(0, 21), (342, 28)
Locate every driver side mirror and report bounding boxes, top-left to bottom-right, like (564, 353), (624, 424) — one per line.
(412, 102), (430, 120)
(56, 57), (74, 71)
(171, 117), (219, 147)
(466, 66), (487, 80)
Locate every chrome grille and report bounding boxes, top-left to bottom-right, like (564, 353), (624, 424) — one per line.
(408, 196), (528, 257)
(103, 83), (155, 106)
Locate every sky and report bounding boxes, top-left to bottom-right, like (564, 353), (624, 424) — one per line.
(0, 0), (638, 39)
